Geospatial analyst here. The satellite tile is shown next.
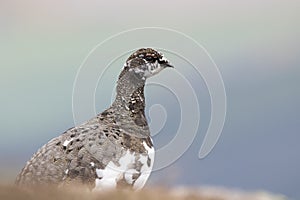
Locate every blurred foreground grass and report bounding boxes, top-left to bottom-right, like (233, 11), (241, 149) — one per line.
(0, 185), (211, 200)
(0, 185), (286, 200)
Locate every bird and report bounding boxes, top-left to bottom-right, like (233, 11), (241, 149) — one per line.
(16, 48), (174, 190)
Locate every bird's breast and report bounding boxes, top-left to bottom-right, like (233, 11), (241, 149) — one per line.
(93, 141), (154, 190)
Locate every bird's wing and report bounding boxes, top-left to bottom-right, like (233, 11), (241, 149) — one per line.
(15, 133), (70, 186)
(15, 121), (123, 188)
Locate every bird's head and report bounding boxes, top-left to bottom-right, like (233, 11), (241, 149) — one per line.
(120, 48), (173, 80)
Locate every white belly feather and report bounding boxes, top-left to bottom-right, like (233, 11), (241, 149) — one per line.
(93, 141), (154, 190)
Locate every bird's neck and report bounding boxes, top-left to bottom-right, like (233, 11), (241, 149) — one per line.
(110, 70), (150, 137)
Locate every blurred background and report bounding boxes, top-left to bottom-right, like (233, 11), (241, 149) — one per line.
(0, 0), (299, 199)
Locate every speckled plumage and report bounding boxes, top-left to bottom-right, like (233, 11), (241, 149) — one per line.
(16, 48), (173, 190)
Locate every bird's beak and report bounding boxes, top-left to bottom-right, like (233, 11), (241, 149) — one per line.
(163, 62), (174, 68)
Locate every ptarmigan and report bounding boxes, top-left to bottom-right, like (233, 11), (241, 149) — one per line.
(16, 48), (173, 190)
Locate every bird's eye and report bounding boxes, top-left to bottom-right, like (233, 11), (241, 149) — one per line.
(145, 56), (154, 62)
